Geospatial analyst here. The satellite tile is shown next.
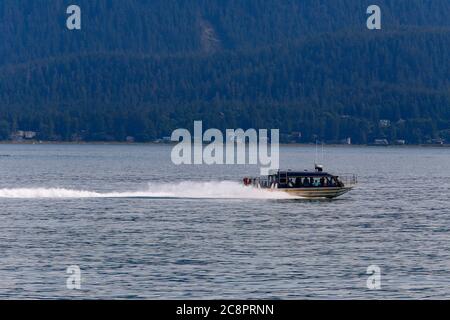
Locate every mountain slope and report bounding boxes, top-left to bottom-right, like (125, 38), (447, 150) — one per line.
(0, 1), (450, 143)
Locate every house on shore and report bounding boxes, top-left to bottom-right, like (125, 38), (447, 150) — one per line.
(10, 130), (37, 142)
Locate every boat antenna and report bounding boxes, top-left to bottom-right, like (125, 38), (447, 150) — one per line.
(315, 140), (318, 165)
(315, 139), (324, 172)
(321, 141), (324, 164)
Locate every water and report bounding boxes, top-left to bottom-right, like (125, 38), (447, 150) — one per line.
(0, 144), (449, 299)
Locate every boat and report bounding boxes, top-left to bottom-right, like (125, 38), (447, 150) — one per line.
(243, 165), (357, 199)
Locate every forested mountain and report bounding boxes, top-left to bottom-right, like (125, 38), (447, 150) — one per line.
(1, 0), (450, 143)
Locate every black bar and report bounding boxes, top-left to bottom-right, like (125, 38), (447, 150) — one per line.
(0, 300), (447, 318)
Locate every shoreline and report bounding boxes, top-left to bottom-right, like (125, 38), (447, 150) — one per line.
(0, 141), (449, 148)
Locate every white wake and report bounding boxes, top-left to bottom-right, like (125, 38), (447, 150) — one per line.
(0, 181), (296, 199)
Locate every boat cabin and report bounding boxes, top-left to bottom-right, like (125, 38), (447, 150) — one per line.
(267, 170), (344, 188)
(241, 169), (345, 189)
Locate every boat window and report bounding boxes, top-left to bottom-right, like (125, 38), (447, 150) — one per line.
(312, 178), (319, 187)
(326, 177), (337, 187)
(303, 177), (310, 187)
(320, 177), (325, 187)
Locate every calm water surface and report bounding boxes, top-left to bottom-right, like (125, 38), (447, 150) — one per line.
(0, 144), (449, 299)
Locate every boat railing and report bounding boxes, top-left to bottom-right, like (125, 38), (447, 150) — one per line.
(244, 176), (272, 188)
(338, 174), (358, 187)
(254, 176), (271, 188)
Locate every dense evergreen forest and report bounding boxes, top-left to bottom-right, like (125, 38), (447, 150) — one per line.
(0, 0), (450, 143)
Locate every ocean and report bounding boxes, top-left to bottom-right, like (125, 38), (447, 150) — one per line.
(0, 144), (449, 299)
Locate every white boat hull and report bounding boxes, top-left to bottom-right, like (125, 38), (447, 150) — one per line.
(274, 186), (353, 199)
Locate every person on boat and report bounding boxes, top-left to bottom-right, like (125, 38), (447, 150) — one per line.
(303, 177), (310, 187)
(320, 177), (325, 187)
(330, 177), (337, 187)
(326, 177), (333, 187)
(288, 178), (295, 188)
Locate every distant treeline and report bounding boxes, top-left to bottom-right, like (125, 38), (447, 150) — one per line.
(0, 0), (450, 143)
